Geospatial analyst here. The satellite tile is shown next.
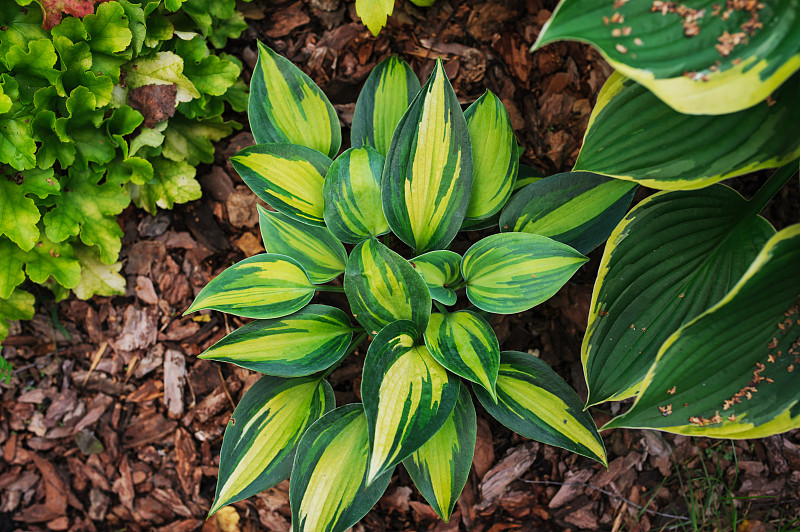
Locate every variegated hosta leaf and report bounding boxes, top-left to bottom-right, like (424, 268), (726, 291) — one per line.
(232, 143), (332, 226)
(258, 205), (347, 284)
(424, 311), (499, 399)
(583, 185), (775, 406)
(323, 147), (389, 244)
(185, 254), (315, 319)
(352, 57), (421, 156)
(199, 305), (354, 377)
(410, 250), (462, 306)
(500, 172), (637, 254)
(605, 225), (800, 438)
(574, 72), (800, 190)
(515, 164), (545, 190)
(382, 59), (473, 254)
(249, 42), (341, 158)
(355, 0), (395, 36)
(210, 375), (334, 515)
(362, 321), (460, 483)
(474, 351), (607, 465)
(461, 162), (542, 232)
(344, 238), (431, 335)
(403, 382), (476, 522)
(290, 404), (393, 532)
(464, 90), (518, 220)
(534, 0), (800, 115)
(461, 232), (587, 314)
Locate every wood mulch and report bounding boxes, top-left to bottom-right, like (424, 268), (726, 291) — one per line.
(2, 1), (799, 530)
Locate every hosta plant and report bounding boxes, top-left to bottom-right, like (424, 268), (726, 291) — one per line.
(186, 44), (626, 528)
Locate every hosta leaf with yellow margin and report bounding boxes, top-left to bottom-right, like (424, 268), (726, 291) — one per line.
(424, 311), (499, 399)
(464, 90), (518, 220)
(500, 172), (637, 255)
(574, 72), (800, 190)
(534, 0), (800, 115)
(352, 57), (421, 157)
(403, 382), (475, 522)
(249, 42), (341, 158)
(583, 185), (775, 406)
(258, 205), (347, 284)
(322, 147), (389, 244)
(210, 375), (334, 516)
(354, 0), (395, 36)
(514, 164), (545, 190)
(199, 305), (354, 377)
(382, 59), (472, 254)
(344, 238), (431, 335)
(232, 143), (332, 226)
(461, 232), (587, 314)
(474, 351), (607, 465)
(410, 250), (462, 306)
(605, 225), (800, 438)
(290, 404), (393, 532)
(186, 254), (315, 320)
(362, 320), (460, 483)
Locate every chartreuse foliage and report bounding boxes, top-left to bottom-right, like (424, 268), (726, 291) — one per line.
(0, 0), (247, 342)
(187, 44), (609, 528)
(355, 0), (437, 36)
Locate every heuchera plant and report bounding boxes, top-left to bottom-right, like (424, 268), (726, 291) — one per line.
(186, 44), (624, 528)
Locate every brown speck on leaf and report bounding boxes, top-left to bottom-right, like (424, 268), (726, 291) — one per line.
(768, 337), (779, 349)
(658, 404), (672, 416)
(789, 364), (795, 373)
(602, 16), (610, 25)
(598, 310), (608, 317)
(614, 0), (629, 8)
(634, 37), (644, 46)
(616, 43), (628, 54)
(728, 413), (736, 422)
(667, 386), (677, 395)
(612, 28), (622, 37)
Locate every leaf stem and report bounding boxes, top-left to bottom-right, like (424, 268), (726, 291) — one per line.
(749, 163), (797, 215)
(447, 281), (467, 291)
(433, 301), (449, 315)
(315, 284), (345, 293)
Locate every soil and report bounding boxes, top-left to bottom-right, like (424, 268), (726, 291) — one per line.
(1, 1), (799, 531)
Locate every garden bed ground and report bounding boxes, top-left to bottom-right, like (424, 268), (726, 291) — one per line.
(1, 1), (799, 530)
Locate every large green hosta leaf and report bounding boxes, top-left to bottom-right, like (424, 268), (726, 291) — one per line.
(535, 0), (800, 115)
(606, 225), (800, 438)
(583, 185), (775, 406)
(574, 72), (800, 190)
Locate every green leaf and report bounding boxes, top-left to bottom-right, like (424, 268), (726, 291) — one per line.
(23, 233), (82, 289)
(464, 90), (518, 220)
(410, 250), (462, 306)
(361, 320), (460, 483)
(290, 404), (393, 532)
(574, 71), (800, 190)
(0, 75), (36, 171)
(0, 5), (48, 67)
(199, 305), (354, 377)
(0, 173), (42, 251)
(32, 110), (76, 169)
(72, 244), (125, 299)
(0, 288), (35, 341)
(258, 205), (347, 284)
(231, 143), (332, 226)
(0, 238), (27, 299)
(162, 115), (239, 166)
(185, 254), (316, 320)
(344, 238), (431, 335)
(382, 59), (473, 254)
(534, 0), (800, 115)
(249, 42), (341, 159)
(53, 37), (114, 106)
(515, 164), (545, 190)
(352, 56), (421, 156)
(355, 0), (394, 35)
(210, 375), (334, 515)
(323, 146), (390, 244)
(424, 310), (499, 399)
(5, 39), (60, 101)
(54, 86), (116, 171)
(117, 0), (146, 55)
(180, 38), (240, 96)
(403, 383), (475, 522)
(83, 1), (133, 54)
(462, 232), (587, 314)
(583, 185), (775, 406)
(474, 351), (607, 465)
(605, 225), (800, 438)
(500, 172), (637, 255)
(124, 51), (201, 103)
(129, 157), (201, 214)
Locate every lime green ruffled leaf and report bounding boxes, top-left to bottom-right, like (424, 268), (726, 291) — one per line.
(32, 109), (76, 169)
(0, 75), (36, 171)
(5, 38), (60, 101)
(403, 382), (475, 522)
(116, 0), (146, 55)
(53, 86), (116, 171)
(355, 0), (394, 36)
(249, 42), (341, 159)
(410, 250), (462, 306)
(0, 5), (48, 66)
(462, 232), (587, 314)
(0, 288), (35, 341)
(23, 233), (82, 289)
(258, 205), (347, 284)
(362, 320), (460, 483)
(0, 239), (27, 299)
(83, 1), (133, 55)
(290, 404), (393, 532)
(162, 115), (240, 166)
(0, 172), (42, 251)
(344, 238), (431, 335)
(352, 56), (421, 156)
(475, 351), (607, 465)
(72, 244), (125, 299)
(605, 225), (800, 438)
(232, 143), (332, 227)
(382, 59), (473, 254)
(534, 0), (800, 115)
(129, 157), (201, 214)
(186, 254), (315, 320)
(178, 35), (240, 96)
(500, 171), (637, 255)
(464, 90), (518, 220)
(124, 51), (200, 103)
(210, 375), (334, 515)
(323, 146), (389, 244)
(574, 72), (800, 190)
